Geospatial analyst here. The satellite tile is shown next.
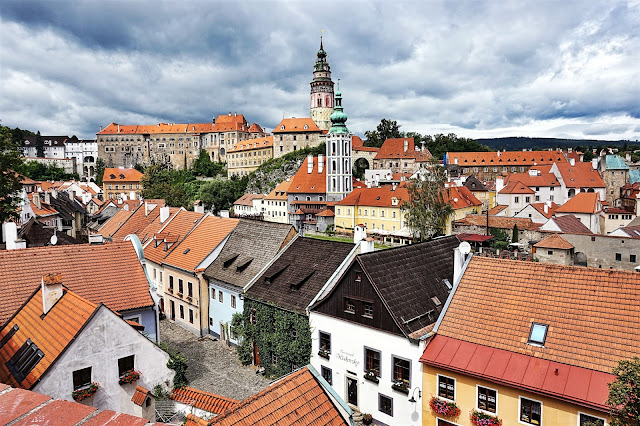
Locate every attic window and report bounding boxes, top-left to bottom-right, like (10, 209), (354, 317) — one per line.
(431, 296), (441, 306)
(289, 270), (315, 291)
(7, 339), (44, 383)
(280, 125), (285, 130)
(528, 322), (548, 346)
(236, 257), (254, 273)
(222, 254), (239, 268)
(265, 264), (289, 283)
(183, 248), (190, 255)
(119, 174), (125, 179)
(110, 174), (116, 179)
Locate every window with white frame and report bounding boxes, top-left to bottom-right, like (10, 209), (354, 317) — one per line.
(578, 412), (605, 426)
(392, 356), (410, 387)
(437, 375), (455, 400)
(519, 397), (542, 424)
(477, 385), (497, 413)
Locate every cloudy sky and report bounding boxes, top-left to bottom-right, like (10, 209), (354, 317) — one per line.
(1, 0), (638, 141)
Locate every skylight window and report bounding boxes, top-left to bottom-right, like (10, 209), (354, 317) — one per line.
(528, 322), (548, 346)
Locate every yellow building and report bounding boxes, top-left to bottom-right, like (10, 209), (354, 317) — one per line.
(418, 257), (635, 426)
(102, 167), (143, 200)
(227, 136), (274, 177)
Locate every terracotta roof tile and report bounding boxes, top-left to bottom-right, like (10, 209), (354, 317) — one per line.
(234, 193), (265, 206)
(137, 207), (181, 244)
(97, 209), (134, 236)
(488, 205), (508, 215)
(163, 215), (239, 272)
(0, 387), (51, 423)
(0, 242), (154, 325)
(541, 162), (605, 188)
(529, 202), (559, 219)
(14, 399), (97, 425)
(97, 115), (253, 136)
(447, 150), (568, 166)
(499, 180), (536, 194)
(437, 257), (640, 374)
(103, 168), (143, 183)
(111, 201), (165, 242)
(351, 135), (379, 152)
(0, 285), (98, 389)
(209, 367), (347, 425)
(131, 385), (150, 407)
(374, 138), (432, 161)
(272, 118), (321, 134)
(171, 386), (239, 414)
(249, 123), (264, 133)
(534, 234), (574, 249)
(445, 186), (482, 210)
(144, 210), (205, 265)
(288, 157), (326, 194)
(265, 179), (292, 200)
(505, 171), (561, 187)
(455, 214), (540, 231)
(228, 136), (273, 153)
(336, 185), (409, 207)
(555, 192), (601, 214)
(83, 410), (150, 425)
(185, 414), (211, 426)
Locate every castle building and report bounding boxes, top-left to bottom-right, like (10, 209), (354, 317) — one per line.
(325, 86), (352, 202)
(310, 36), (335, 131)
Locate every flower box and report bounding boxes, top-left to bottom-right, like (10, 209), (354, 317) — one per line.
(429, 397), (461, 418)
(391, 380), (409, 394)
(364, 371), (379, 384)
(119, 369), (141, 385)
(72, 382), (99, 402)
(177, 292), (183, 298)
(318, 349), (330, 359)
(470, 409), (502, 426)
(186, 295), (193, 302)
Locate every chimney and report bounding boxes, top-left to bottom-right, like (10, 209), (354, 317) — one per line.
(495, 177), (504, 193)
(33, 193), (41, 210)
(3, 222), (18, 250)
(117, 124), (120, 133)
(160, 206), (170, 222)
(497, 151), (501, 157)
(219, 210), (230, 218)
(360, 237), (375, 254)
(307, 154), (313, 174)
(42, 273), (63, 315)
(454, 158), (458, 165)
(354, 224), (367, 244)
(89, 234), (104, 245)
(453, 242), (470, 284)
(318, 154), (324, 174)
(99, 126), (103, 131)
(403, 139), (408, 152)
(44, 191), (51, 205)
(193, 201), (204, 214)
(592, 158), (598, 170)
(626, 153), (632, 162)
(544, 204), (549, 214)
(129, 191), (135, 201)
(569, 158), (575, 166)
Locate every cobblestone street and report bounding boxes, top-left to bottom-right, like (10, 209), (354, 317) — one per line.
(159, 320), (271, 401)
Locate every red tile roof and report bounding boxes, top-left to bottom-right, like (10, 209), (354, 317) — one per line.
(163, 215), (239, 272)
(15, 399), (97, 425)
(336, 185), (409, 208)
(541, 162), (605, 188)
(185, 414), (211, 426)
(137, 207), (181, 244)
(445, 186), (482, 210)
(529, 202), (559, 219)
(499, 180), (536, 194)
(110, 201), (165, 242)
(103, 168), (144, 183)
(455, 214), (540, 231)
(436, 257), (640, 374)
(265, 179), (292, 200)
(555, 192), (601, 214)
(0, 284), (98, 388)
(171, 386), (239, 414)
(0, 387), (51, 424)
(504, 171), (561, 187)
(248, 123), (264, 133)
(447, 150), (568, 166)
(351, 135), (379, 152)
(374, 137), (431, 161)
(144, 210), (205, 265)
(233, 193), (265, 206)
(488, 205), (508, 215)
(0, 242), (154, 325)
(131, 385), (150, 406)
(210, 367), (348, 425)
(97, 209), (134, 236)
(272, 117), (321, 133)
(98, 115), (254, 135)
(534, 233), (574, 249)
(83, 410), (150, 425)
(228, 136), (273, 153)
(288, 157), (326, 194)
(26, 193), (59, 217)
(544, 214), (593, 234)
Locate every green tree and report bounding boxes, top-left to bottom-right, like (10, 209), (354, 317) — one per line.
(192, 149), (226, 177)
(95, 158), (106, 186)
(489, 227), (510, 250)
(607, 357), (640, 426)
(512, 224), (519, 243)
(401, 159), (453, 241)
(197, 176), (248, 213)
(20, 161), (78, 181)
(0, 126), (25, 223)
(141, 164), (193, 208)
(35, 131), (44, 158)
(364, 118), (403, 148)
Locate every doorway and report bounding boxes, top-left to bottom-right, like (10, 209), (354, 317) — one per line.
(346, 376), (358, 406)
(170, 300), (175, 321)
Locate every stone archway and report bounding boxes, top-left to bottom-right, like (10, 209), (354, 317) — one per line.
(352, 157), (370, 180)
(574, 251), (587, 267)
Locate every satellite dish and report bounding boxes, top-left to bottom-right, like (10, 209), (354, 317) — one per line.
(50, 234), (58, 245)
(459, 241), (471, 255)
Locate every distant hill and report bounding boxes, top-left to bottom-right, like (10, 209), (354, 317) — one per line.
(476, 137), (635, 151)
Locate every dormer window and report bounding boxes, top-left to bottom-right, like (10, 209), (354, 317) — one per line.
(110, 174), (116, 179)
(119, 174), (125, 179)
(280, 125), (285, 130)
(304, 124), (309, 130)
(528, 322), (548, 346)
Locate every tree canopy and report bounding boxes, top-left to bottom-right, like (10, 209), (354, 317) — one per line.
(364, 119), (402, 148)
(607, 357), (640, 426)
(192, 149), (226, 177)
(197, 176), (248, 214)
(0, 125), (25, 223)
(19, 161), (79, 181)
(401, 159), (453, 241)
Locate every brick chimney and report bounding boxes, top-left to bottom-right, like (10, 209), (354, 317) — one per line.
(42, 273), (63, 314)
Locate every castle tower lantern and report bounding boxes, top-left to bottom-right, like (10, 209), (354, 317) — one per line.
(310, 35), (335, 131)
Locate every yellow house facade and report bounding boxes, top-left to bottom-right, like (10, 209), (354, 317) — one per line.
(334, 186), (408, 234)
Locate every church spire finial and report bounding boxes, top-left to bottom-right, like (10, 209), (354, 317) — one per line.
(320, 30), (324, 50)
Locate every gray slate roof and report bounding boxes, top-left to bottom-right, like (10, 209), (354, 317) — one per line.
(246, 237), (355, 313)
(358, 235), (460, 336)
(204, 220), (295, 290)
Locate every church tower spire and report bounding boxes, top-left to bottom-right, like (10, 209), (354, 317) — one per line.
(310, 34), (335, 131)
(326, 81), (352, 202)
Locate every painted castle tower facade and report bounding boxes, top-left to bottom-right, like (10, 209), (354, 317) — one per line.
(310, 37), (335, 131)
(326, 85), (352, 202)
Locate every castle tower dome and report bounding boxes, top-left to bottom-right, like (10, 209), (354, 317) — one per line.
(310, 35), (335, 131)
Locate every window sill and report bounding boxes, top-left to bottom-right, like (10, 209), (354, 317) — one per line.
(363, 374), (379, 384)
(361, 315), (373, 319)
(344, 310), (355, 315)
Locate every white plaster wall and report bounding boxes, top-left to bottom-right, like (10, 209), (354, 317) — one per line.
(35, 306), (174, 416)
(310, 312), (424, 426)
(208, 282), (243, 345)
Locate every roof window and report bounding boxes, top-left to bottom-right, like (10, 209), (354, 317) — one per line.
(7, 339), (44, 382)
(528, 322), (548, 346)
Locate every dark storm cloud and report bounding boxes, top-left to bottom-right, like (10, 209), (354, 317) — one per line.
(0, 0), (638, 140)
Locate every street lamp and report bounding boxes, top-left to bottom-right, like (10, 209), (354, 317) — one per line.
(408, 387), (422, 403)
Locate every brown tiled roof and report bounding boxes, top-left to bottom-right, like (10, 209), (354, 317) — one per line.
(499, 180), (536, 194)
(0, 242), (154, 325)
(144, 210), (205, 265)
(529, 202), (559, 219)
(555, 192), (600, 214)
(171, 386), (239, 414)
(265, 179), (292, 200)
(488, 205), (508, 215)
(228, 136), (273, 153)
(233, 193), (265, 206)
(248, 123), (264, 133)
(545, 214), (593, 234)
(210, 367), (348, 425)
(504, 171), (561, 187)
(97, 209), (133, 236)
(272, 118), (321, 133)
(541, 162), (605, 188)
(0, 285), (98, 388)
(455, 214), (540, 231)
(437, 256), (640, 373)
(288, 157), (326, 194)
(534, 234), (574, 249)
(316, 209), (335, 217)
(163, 215), (239, 272)
(111, 201), (165, 242)
(186, 414), (211, 426)
(103, 168), (143, 183)
(137, 207), (181, 244)
(131, 385), (150, 406)
(247, 237), (354, 314)
(336, 185), (409, 208)
(204, 221), (295, 289)
(0, 385), (152, 425)
(445, 186), (482, 210)
(374, 137), (431, 161)
(27, 193), (59, 217)
(351, 135), (379, 152)
(447, 150), (567, 166)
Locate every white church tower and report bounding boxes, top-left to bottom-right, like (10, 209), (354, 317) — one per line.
(326, 83), (352, 202)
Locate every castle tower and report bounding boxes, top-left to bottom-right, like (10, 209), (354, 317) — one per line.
(310, 36), (335, 131)
(326, 83), (352, 202)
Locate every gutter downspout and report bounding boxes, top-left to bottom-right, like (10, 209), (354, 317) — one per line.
(196, 269), (205, 338)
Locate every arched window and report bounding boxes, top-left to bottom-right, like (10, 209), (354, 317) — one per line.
(332, 161), (337, 172)
(281, 125), (285, 130)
